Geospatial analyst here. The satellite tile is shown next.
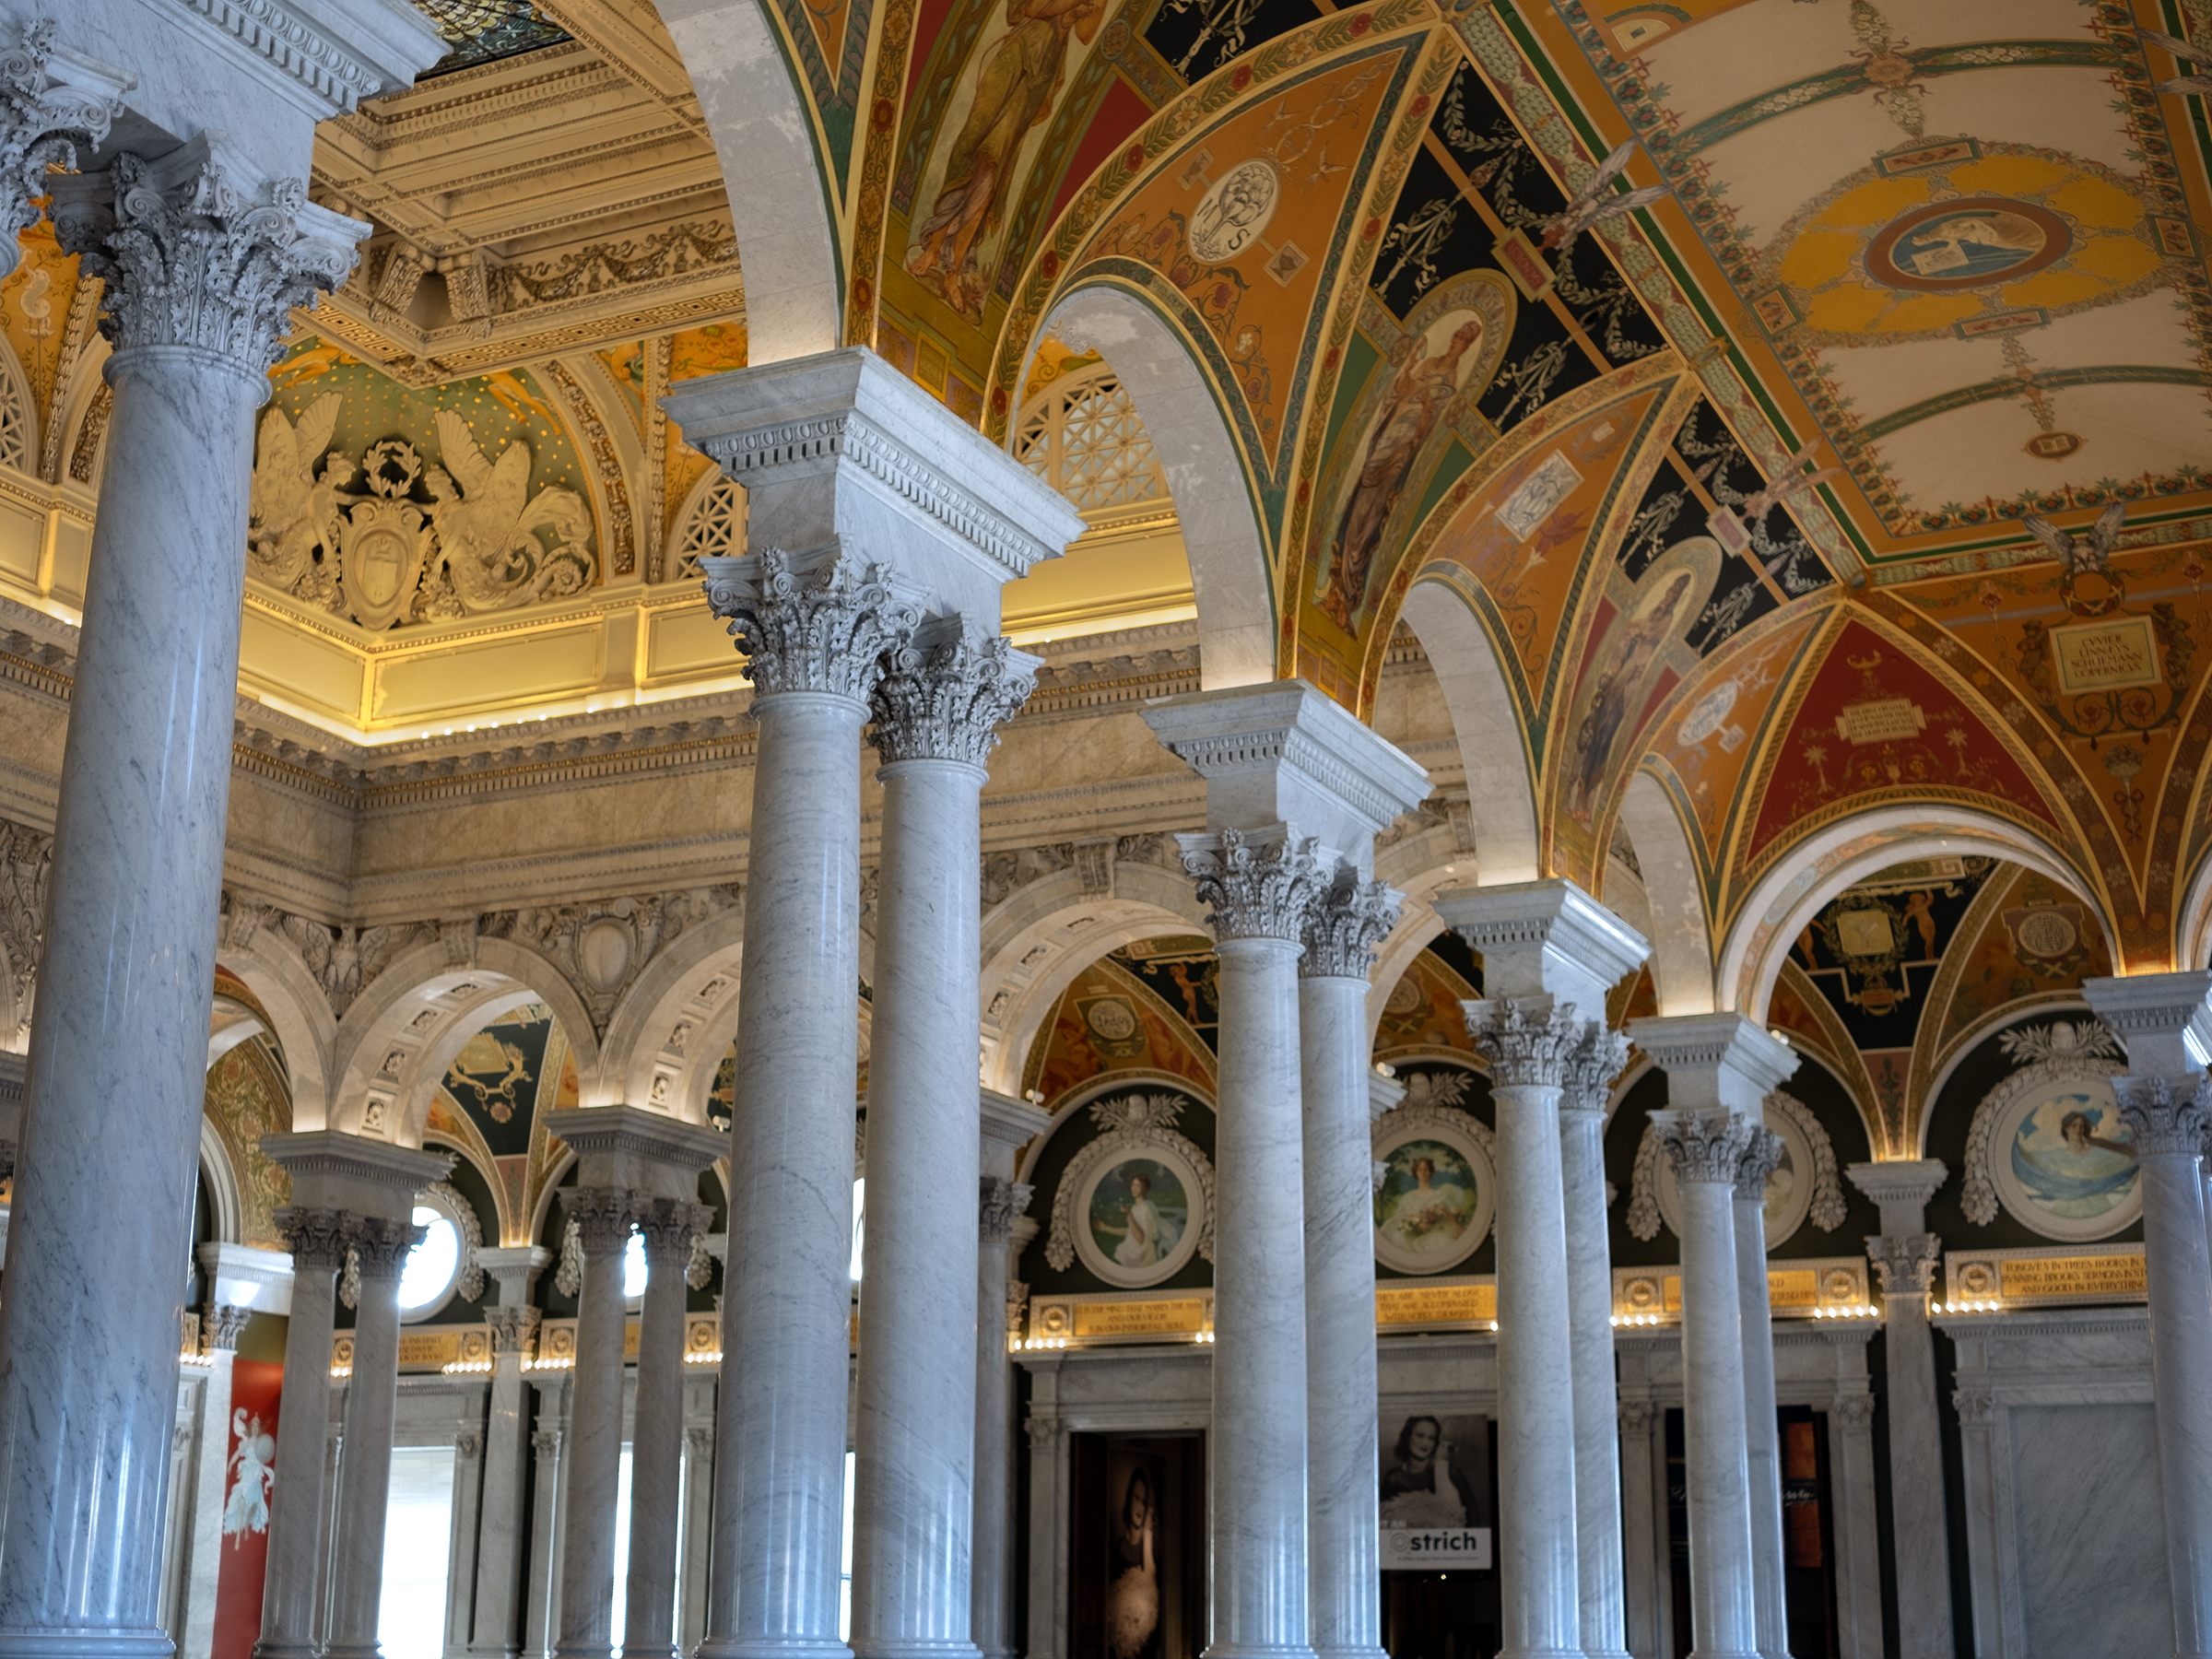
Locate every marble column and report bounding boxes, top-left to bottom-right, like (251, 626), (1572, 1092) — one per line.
(1616, 1401), (1661, 1659)
(975, 1088), (1047, 1659)
(2084, 971), (2212, 1659)
(1300, 870), (1403, 1659)
(1846, 1161), (1950, 1659)
(555, 1189), (635, 1659)
(629, 1199), (714, 1659)
(1186, 827), (1328, 1659)
(853, 626), (1037, 1659)
(1650, 1111), (1759, 1659)
(1437, 880), (1649, 1659)
(1468, 999), (1593, 1659)
(0, 143), (365, 1658)
(255, 1208), (350, 1659)
(1626, 1017), (1796, 1659)
(526, 1425), (565, 1659)
(696, 548), (913, 1659)
(1732, 1130), (1790, 1659)
(682, 1425), (717, 1653)
(325, 1217), (429, 1659)
(179, 1304), (253, 1659)
(1559, 1025), (1633, 1659)
(473, 1249), (552, 1659)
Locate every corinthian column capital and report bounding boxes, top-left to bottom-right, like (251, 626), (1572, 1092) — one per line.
(1465, 996), (1585, 1088)
(0, 19), (128, 274)
(701, 544), (920, 703)
(872, 622), (1039, 767)
(1734, 1124), (1786, 1202)
(1177, 824), (1330, 944)
(1650, 1108), (1758, 1184)
(979, 1175), (1034, 1244)
(1299, 865), (1402, 981)
(1865, 1232), (1941, 1298)
(1559, 1021), (1630, 1115)
(52, 133), (369, 369)
(2113, 1073), (2212, 1156)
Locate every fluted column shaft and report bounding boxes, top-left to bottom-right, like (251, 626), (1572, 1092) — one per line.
(326, 1219), (427, 1659)
(1652, 1112), (1758, 1659)
(1560, 1030), (1630, 1659)
(474, 1304), (545, 1658)
(557, 1190), (636, 1659)
(629, 1201), (712, 1659)
(0, 147), (361, 1653)
(1731, 1133), (1788, 1659)
(973, 1178), (1033, 1659)
(2114, 1077), (2212, 1659)
(854, 629), (1032, 1659)
(1300, 874), (1400, 1659)
(700, 550), (913, 1659)
(1181, 828), (1328, 1659)
(1467, 1000), (1584, 1659)
(257, 1210), (353, 1659)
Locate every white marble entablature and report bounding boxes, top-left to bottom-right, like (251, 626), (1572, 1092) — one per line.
(1627, 1011), (1798, 1117)
(549, 1104), (727, 1202)
(1432, 877), (1649, 1009)
(261, 1129), (451, 1223)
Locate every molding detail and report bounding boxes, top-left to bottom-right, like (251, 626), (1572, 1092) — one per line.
(1764, 1090), (1849, 1232)
(161, 0), (388, 111)
(0, 19), (128, 276)
(423, 1179), (484, 1301)
(700, 545), (919, 703)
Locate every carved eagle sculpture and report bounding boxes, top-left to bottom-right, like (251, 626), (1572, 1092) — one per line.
(2019, 500), (2126, 579)
(247, 394), (350, 594)
(425, 409), (593, 613)
(1537, 139), (1671, 253)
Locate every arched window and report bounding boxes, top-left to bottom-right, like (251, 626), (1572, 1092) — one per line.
(1013, 360), (1170, 522)
(667, 473), (746, 582)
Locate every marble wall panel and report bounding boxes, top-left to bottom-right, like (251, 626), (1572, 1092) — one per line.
(2009, 1403), (2168, 1657)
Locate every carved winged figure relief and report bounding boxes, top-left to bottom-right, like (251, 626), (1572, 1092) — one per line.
(248, 393), (353, 594)
(425, 410), (594, 613)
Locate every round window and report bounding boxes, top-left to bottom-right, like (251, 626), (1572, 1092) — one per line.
(398, 1203), (463, 1320)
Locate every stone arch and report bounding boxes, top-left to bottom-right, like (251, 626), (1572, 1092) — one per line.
(597, 907), (748, 1119)
(216, 930), (337, 1132)
(978, 862), (1211, 1096)
(328, 937), (600, 1148)
(1366, 840), (1482, 1052)
(2174, 844), (2212, 971)
(653, 0), (841, 362)
(1032, 287), (1273, 688)
(1613, 770), (1716, 1018)
(198, 1119), (243, 1248)
(1717, 806), (2112, 1025)
(1397, 577), (1540, 885)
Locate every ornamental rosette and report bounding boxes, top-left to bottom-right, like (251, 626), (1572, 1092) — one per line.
(1559, 1021), (1630, 1115)
(1650, 1108), (1758, 1185)
(2112, 1072), (2212, 1157)
(872, 629), (1039, 767)
(700, 544), (919, 702)
(1467, 997), (1583, 1088)
(53, 141), (365, 370)
(1299, 865), (1403, 981)
(1734, 1124), (1786, 1202)
(1177, 825), (1328, 944)
(0, 19), (125, 270)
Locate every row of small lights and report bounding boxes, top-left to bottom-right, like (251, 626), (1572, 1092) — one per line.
(684, 1349), (724, 1364)
(1935, 1299), (2003, 1315)
(442, 1359), (495, 1375)
(1611, 1313), (1665, 1327)
(1811, 1304), (1882, 1321)
(524, 1355), (575, 1371)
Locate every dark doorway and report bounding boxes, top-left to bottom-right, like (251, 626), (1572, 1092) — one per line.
(1069, 1433), (1206, 1659)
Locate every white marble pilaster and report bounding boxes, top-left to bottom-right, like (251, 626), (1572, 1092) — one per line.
(1300, 874), (1403, 1659)
(555, 1189), (635, 1659)
(1615, 1401), (1661, 1659)
(326, 1217), (431, 1659)
(1437, 879), (1649, 1659)
(853, 625), (1037, 1659)
(1846, 1161), (1950, 1659)
(681, 1423), (717, 1653)
(974, 1093), (1047, 1659)
(1626, 1017), (1797, 1659)
(178, 1304), (253, 1659)
(0, 140), (369, 1659)
(1649, 1111), (1759, 1659)
(525, 1423), (565, 1659)
(256, 1208), (351, 1659)
(449, 1425), (488, 1658)
(629, 1199), (713, 1659)
(2084, 971), (2212, 1659)
(1823, 1394), (1882, 1659)
(1560, 1026), (1633, 1659)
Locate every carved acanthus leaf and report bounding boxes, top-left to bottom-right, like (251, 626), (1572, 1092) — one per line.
(700, 545), (919, 703)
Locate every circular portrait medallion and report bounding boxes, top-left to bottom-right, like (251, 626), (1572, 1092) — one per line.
(1372, 1115), (1495, 1275)
(1189, 160), (1280, 264)
(1072, 1142), (1208, 1288)
(1865, 198), (2070, 292)
(1985, 1075), (2140, 1241)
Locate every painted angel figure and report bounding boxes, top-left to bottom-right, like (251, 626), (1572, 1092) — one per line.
(223, 1410), (276, 1547)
